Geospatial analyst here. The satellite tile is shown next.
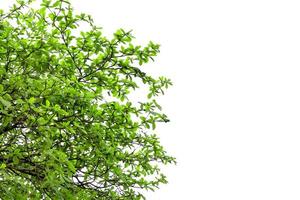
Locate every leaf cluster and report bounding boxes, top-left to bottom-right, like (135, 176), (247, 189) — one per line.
(0, 0), (175, 199)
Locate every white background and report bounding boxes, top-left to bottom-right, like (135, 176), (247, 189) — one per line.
(3, 0), (300, 199)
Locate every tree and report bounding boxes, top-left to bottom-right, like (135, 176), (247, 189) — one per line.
(0, 0), (175, 199)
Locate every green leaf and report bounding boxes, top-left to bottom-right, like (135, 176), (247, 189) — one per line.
(52, 0), (61, 8)
(0, 163), (6, 169)
(28, 97), (35, 104)
(67, 162), (76, 173)
(12, 157), (19, 165)
(147, 93), (152, 99)
(39, 7), (46, 16)
(0, 97), (11, 109)
(46, 100), (50, 107)
(37, 117), (47, 125)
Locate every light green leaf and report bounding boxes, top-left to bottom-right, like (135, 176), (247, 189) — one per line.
(28, 97), (35, 104)
(0, 163), (6, 169)
(46, 100), (50, 107)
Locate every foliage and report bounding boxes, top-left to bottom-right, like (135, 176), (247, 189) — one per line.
(0, 0), (175, 199)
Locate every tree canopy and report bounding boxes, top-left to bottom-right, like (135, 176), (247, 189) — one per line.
(0, 0), (175, 199)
